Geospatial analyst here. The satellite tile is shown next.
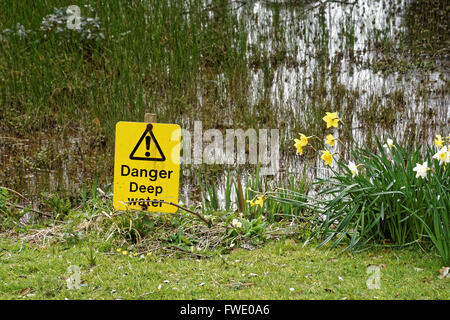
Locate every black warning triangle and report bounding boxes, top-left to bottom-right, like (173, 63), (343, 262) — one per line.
(129, 127), (166, 161)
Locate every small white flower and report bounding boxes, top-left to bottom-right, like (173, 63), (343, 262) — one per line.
(231, 218), (242, 228)
(432, 146), (450, 166)
(348, 161), (358, 177)
(289, 288), (295, 292)
(412, 161), (430, 179)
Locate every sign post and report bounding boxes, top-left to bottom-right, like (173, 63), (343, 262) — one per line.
(113, 115), (181, 213)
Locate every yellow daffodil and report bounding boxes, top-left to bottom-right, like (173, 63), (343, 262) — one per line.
(325, 134), (336, 147)
(254, 196), (265, 208)
(247, 196), (265, 208)
(435, 135), (444, 148)
(321, 150), (333, 166)
(294, 139), (303, 155)
(298, 133), (311, 147)
(122, 251), (128, 255)
(294, 134), (311, 155)
(322, 112), (340, 128)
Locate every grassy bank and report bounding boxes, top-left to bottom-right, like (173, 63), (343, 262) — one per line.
(1, 236), (449, 300)
(1, 181), (449, 300)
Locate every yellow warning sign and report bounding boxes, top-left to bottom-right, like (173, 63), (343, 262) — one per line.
(113, 122), (181, 213)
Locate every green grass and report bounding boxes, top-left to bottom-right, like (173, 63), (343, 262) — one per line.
(1, 237), (448, 300)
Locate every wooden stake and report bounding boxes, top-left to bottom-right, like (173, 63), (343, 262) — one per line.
(144, 113), (156, 123)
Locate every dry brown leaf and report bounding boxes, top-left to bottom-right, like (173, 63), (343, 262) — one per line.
(421, 278), (433, 284)
(92, 117), (101, 128)
(19, 288), (30, 296)
(77, 220), (93, 231)
(284, 239), (296, 246)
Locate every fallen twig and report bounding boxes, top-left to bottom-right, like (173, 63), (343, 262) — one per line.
(123, 199), (211, 227)
(7, 202), (53, 218)
(0, 186), (29, 201)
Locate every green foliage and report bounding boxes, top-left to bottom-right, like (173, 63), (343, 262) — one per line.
(166, 229), (198, 251)
(313, 140), (449, 264)
(0, 189), (18, 230)
(196, 171), (220, 212)
(106, 211), (155, 244)
(85, 240), (97, 267)
(265, 176), (311, 222)
(412, 175), (450, 265)
(62, 223), (86, 246)
(226, 216), (269, 247)
(0, 188), (31, 231)
(197, 163), (311, 222)
(42, 193), (72, 220)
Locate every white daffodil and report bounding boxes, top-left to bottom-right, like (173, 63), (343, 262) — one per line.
(432, 146), (450, 166)
(412, 161), (430, 179)
(383, 138), (394, 149)
(348, 161), (359, 177)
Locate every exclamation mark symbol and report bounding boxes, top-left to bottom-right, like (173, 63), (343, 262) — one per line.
(145, 135), (151, 157)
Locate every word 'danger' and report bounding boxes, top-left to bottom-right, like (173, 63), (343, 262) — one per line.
(113, 122), (181, 213)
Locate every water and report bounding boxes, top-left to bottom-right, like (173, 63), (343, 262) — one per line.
(1, 0), (448, 207)
(183, 0), (449, 206)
